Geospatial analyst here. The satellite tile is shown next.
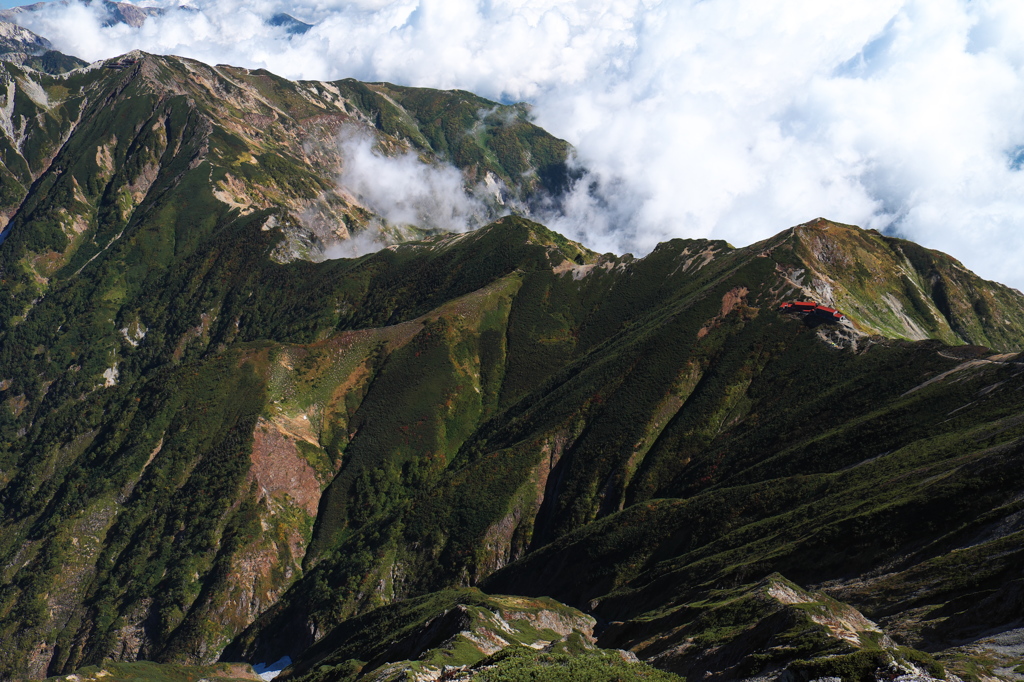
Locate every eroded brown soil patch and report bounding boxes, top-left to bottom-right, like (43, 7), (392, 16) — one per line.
(249, 418), (321, 515)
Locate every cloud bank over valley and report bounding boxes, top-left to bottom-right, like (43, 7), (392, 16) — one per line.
(11, 0), (1024, 288)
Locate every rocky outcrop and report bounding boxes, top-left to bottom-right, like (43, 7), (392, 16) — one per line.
(279, 591), (600, 682)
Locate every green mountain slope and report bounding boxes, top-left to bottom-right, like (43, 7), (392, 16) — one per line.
(272, 575), (945, 682)
(4, 211), (1024, 679)
(0, 49), (571, 678)
(766, 218), (1024, 349)
(0, 215), (600, 677)
(1, 53), (1023, 682)
(222, 220), (1024, 678)
(0, 50), (570, 269)
(274, 587), (670, 682)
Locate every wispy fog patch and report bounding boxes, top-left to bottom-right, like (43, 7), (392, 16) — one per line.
(14, 0), (1024, 287)
(533, 163), (642, 257)
(319, 126), (508, 259)
(337, 127), (496, 234)
(321, 228), (385, 260)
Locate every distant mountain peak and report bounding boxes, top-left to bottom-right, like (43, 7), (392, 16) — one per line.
(0, 0), (162, 28)
(0, 18), (86, 73)
(0, 2), (315, 35)
(0, 18), (51, 52)
(268, 12), (314, 35)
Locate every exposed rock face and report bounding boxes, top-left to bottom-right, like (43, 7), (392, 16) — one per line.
(698, 285), (751, 338)
(0, 19), (87, 73)
(0, 19), (49, 53)
(765, 579), (893, 649)
(250, 418), (322, 516)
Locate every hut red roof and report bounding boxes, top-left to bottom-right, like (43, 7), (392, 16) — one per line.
(779, 300), (847, 321)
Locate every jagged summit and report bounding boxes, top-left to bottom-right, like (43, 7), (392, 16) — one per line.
(0, 19), (85, 73)
(0, 19), (49, 52)
(268, 13), (314, 35)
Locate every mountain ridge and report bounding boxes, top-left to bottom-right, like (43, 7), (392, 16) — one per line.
(0, 49), (1021, 682)
(219, 217), (1024, 680)
(3, 208), (1022, 681)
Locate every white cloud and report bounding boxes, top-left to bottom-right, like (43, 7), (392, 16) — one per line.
(14, 0), (1024, 288)
(321, 227), (384, 260)
(335, 126), (497, 237)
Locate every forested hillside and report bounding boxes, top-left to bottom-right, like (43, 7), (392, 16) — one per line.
(0, 51), (1021, 682)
